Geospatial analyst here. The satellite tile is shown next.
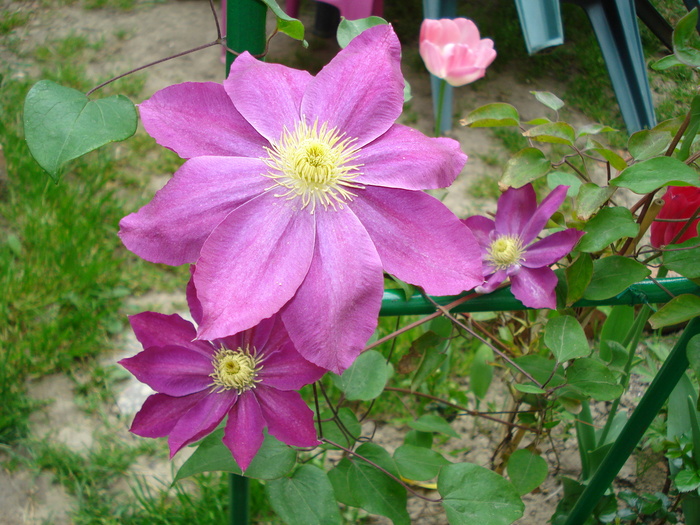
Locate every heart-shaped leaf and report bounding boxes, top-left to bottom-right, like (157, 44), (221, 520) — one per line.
(24, 80), (137, 180)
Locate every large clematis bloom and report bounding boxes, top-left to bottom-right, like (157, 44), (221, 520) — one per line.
(650, 186), (700, 248)
(419, 18), (496, 87)
(120, 306), (325, 471)
(463, 184), (584, 309)
(119, 25), (483, 374)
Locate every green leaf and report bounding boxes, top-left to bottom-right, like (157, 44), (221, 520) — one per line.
(463, 103), (520, 127)
(577, 124), (617, 138)
(319, 407), (361, 449)
(675, 470), (700, 492)
(679, 95), (700, 162)
(575, 183), (616, 221)
(506, 449), (548, 495)
(511, 354), (565, 387)
(673, 8), (700, 67)
(513, 383), (547, 394)
(627, 129), (672, 161)
(651, 53), (684, 70)
(599, 305), (634, 362)
(566, 358), (624, 401)
(471, 344), (494, 400)
(545, 315), (590, 362)
(547, 171), (582, 196)
(531, 91), (564, 111)
(612, 157), (700, 194)
(334, 350), (389, 400)
(566, 254), (593, 305)
(523, 122), (575, 146)
(336, 16), (387, 48)
(499, 147), (551, 189)
(649, 294), (700, 329)
(664, 237), (700, 279)
(585, 139), (627, 170)
(583, 256), (651, 300)
(408, 414), (459, 438)
(410, 330), (450, 391)
(260, 0), (306, 42)
(438, 463), (524, 525)
(267, 465), (341, 525)
(330, 443), (410, 524)
(686, 335), (700, 387)
(404, 430), (433, 448)
(394, 444), (450, 481)
(577, 207), (639, 253)
(174, 430), (296, 482)
(23, 80), (137, 180)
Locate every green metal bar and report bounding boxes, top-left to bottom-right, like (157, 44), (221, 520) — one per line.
(379, 277), (700, 316)
(226, 3), (267, 525)
(563, 317), (700, 525)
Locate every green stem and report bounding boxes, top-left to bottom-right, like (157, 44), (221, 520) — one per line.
(576, 402), (596, 480)
(434, 78), (447, 137)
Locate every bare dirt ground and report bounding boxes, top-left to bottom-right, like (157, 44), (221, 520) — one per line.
(0, 1), (671, 523)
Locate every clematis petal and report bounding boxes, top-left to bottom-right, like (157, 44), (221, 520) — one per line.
(259, 340), (326, 390)
(168, 389), (235, 457)
(119, 156), (270, 266)
(281, 208), (384, 374)
(119, 345), (214, 396)
(139, 81), (268, 159)
(476, 268), (507, 294)
(302, 24), (404, 147)
(462, 215), (496, 251)
(522, 229), (585, 268)
(519, 185), (569, 245)
(128, 312), (211, 357)
(223, 392), (265, 471)
(130, 391), (208, 439)
(194, 193), (315, 341)
(510, 266), (559, 309)
(358, 124), (466, 190)
(225, 52), (312, 143)
(495, 185), (537, 237)
(256, 386), (319, 448)
(351, 186), (483, 295)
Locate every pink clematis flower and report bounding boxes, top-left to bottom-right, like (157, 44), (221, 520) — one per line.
(419, 18), (496, 87)
(119, 24), (483, 374)
(119, 305), (325, 471)
(463, 184), (584, 309)
(650, 186), (700, 248)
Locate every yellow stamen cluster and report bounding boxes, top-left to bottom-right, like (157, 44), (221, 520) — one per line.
(209, 346), (263, 394)
(264, 119), (364, 213)
(486, 235), (525, 269)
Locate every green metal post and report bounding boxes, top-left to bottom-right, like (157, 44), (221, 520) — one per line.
(225, 3), (267, 525)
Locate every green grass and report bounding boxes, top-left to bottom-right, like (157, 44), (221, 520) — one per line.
(0, 10), (30, 36)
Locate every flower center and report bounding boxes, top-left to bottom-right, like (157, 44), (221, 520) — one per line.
(264, 119), (363, 213)
(209, 347), (263, 394)
(486, 235), (525, 270)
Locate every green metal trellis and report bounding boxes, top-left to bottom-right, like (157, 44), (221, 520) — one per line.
(222, 2), (700, 523)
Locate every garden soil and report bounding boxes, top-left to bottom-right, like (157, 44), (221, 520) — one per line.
(0, 1), (669, 523)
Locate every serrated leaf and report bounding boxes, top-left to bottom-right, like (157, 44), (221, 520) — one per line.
(438, 463), (524, 525)
(394, 444), (450, 481)
(531, 91), (564, 111)
(674, 8), (700, 67)
(545, 315), (590, 362)
(566, 358), (624, 401)
(499, 147), (551, 189)
(577, 206), (640, 252)
(23, 80), (137, 179)
(267, 465), (341, 525)
(663, 236), (700, 278)
(649, 294), (700, 329)
(507, 449), (548, 495)
(612, 157), (700, 194)
(174, 430), (295, 482)
(566, 253), (593, 305)
(575, 183), (616, 221)
(334, 350), (389, 400)
(627, 129), (672, 161)
(336, 16), (388, 48)
(408, 414), (459, 438)
(583, 256), (651, 300)
(523, 122), (575, 145)
(463, 103), (520, 127)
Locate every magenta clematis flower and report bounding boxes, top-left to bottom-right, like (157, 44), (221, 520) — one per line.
(119, 24), (483, 374)
(419, 18), (496, 87)
(119, 307), (325, 471)
(463, 184), (584, 309)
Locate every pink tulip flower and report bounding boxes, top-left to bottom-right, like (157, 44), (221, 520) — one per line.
(419, 18), (497, 87)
